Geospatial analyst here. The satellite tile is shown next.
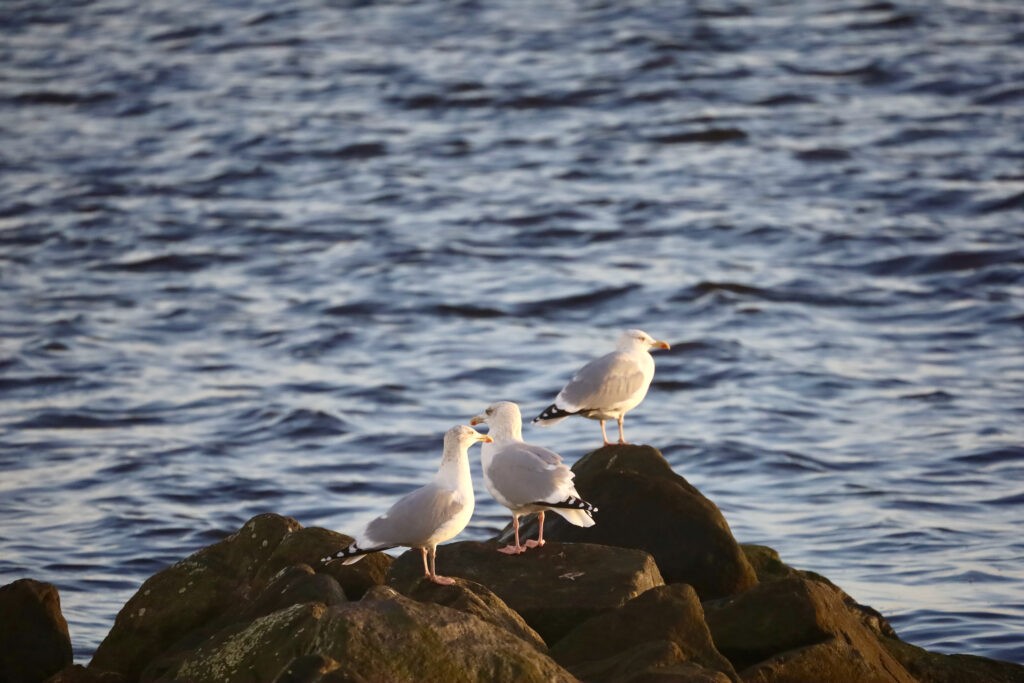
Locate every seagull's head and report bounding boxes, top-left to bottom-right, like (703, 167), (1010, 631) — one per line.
(619, 329), (671, 352)
(470, 401), (521, 429)
(445, 424), (493, 451)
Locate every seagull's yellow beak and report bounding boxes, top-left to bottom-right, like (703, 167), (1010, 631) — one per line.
(479, 434), (493, 443)
(654, 339), (671, 350)
(470, 414), (485, 426)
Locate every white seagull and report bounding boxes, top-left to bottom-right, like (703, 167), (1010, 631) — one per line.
(533, 329), (670, 446)
(471, 401), (596, 555)
(322, 425), (492, 585)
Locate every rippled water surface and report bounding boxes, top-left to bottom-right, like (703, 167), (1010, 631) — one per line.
(2, 0), (1023, 665)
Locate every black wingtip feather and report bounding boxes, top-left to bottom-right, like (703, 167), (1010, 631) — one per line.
(532, 495), (598, 516)
(533, 403), (575, 423)
(320, 541), (393, 564)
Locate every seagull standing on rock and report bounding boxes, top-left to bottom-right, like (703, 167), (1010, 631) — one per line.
(471, 401), (596, 555)
(322, 425), (492, 585)
(533, 329), (671, 446)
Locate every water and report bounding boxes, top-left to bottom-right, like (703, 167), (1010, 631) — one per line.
(1, 0), (1023, 666)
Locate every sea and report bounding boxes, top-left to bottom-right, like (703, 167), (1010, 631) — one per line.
(1, 0), (1022, 665)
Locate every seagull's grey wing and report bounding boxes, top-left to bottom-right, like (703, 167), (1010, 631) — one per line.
(487, 443), (574, 507)
(364, 483), (463, 548)
(556, 351), (647, 411)
(520, 441), (562, 467)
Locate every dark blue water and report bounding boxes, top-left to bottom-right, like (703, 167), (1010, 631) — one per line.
(2, 0), (1023, 665)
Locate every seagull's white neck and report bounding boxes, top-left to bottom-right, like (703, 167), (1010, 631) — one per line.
(487, 416), (523, 444)
(436, 443), (472, 488)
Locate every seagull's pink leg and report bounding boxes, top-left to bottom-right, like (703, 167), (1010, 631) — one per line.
(600, 420), (612, 445)
(419, 547), (430, 577)
(498, 514), (526, 554)
(428, 545), (455, 585)
(617, 415), (628, 444)
(524, 510), (546, 549)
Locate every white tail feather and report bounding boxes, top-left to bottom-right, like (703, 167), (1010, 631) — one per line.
(551, 506), (596, 527)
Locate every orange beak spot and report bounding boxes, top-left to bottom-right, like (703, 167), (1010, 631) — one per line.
(470, 416), (483, 426)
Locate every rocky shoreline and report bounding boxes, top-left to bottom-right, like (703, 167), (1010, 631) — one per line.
(4, 444), (1022, 683)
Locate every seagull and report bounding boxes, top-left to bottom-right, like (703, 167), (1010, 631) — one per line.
(322, 425), (492, 585)
(471, 401), (596, 555)
(533, 329), (670, 445)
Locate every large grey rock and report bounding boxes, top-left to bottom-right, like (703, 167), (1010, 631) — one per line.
(551, 583), (738, 683)
(258, 526), (391, 601)
(564, 643), (734, 683)
(40, 665), (126, 683)
(388, 540), (664, 645)
(89, 515), (387, 681)
(403, 578), (547, 651)
(90, 514), (301, 679)
(0, 578), (72, 683)
(703, 576), (916, 683)
(741, 544), (898, 640)
(513, 445), (757, 599)
(881, 637), (1024, 683)
(147, 587), (577, 683)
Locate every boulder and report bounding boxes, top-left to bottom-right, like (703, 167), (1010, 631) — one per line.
(388, 540), (664, 645)
(550, 583), (738, 683)
(626, 662), (735, 683)
(89, 514), (388, 681)
(270, 654), (345, 683)
(237, 565), (347, 622)
(42, 665), (127, 683)
(881, 637), (1024, 683)
(566, 642), (734, 683)
(703, 576), (916, 682)
(258, 526), (392, 600)
(740, 545), (799, 583)
(0, 578), (73, 683)
(514, 445), (757, 599)
(741, 544), (898, 640)
(402, 578), (547, 651)
(147, 586), (577, 683)
(740, 639), (915, 683)
(89, 514), (300, 679)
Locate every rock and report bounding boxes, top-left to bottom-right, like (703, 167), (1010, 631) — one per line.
(89, 513), (300, 679)
(148, 586), (577, 683)
(72, 509), (1024, 683)
(42, 665), (127, 683)
(624, 660), (734, 683)
(402, 578), (547, 651)
(740, 545), (799, 583)
(740, 639), (914, 683)
(567, 642), (734, 683)
(271, 654), (343, 683)
(703, 576), (916, 683)
(551, 583), (738, 683)
(881, 637), (1024, 683)
(741, 544), (898, 640)
(514, 445), (757, 599)
(257, 526), (392, 600)
(0, 578), (73, 683)
(89, 514), (388, 681)
(238, 564), (347, 622)
(388, 540), (664, 645)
